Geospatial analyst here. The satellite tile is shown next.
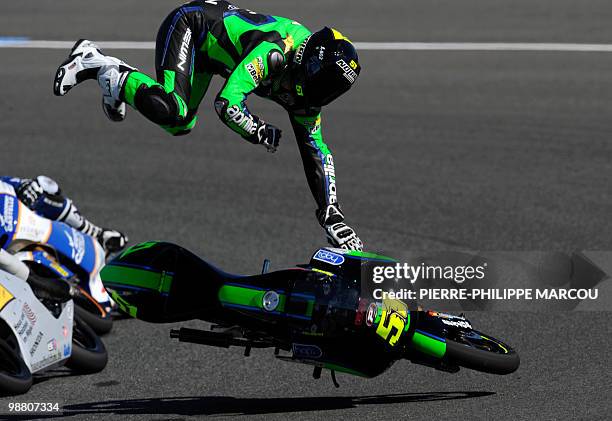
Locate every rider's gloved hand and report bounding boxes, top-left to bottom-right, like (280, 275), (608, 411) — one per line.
(16, 178), (44, 208)
(98, 228), (129, 256)
(256, 122), (282, 153)
(325, 222), (364, 251)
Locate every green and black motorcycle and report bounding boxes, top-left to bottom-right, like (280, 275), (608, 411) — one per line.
(101, 242), (519, 384)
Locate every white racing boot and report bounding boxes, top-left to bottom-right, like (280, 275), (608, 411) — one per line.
(54, 39), (134, 122)
(100, 70), (131, 122)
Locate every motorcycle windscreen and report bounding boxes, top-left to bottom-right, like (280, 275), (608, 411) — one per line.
(100, 242), (225, 322)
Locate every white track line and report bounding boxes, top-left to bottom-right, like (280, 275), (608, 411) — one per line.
(2, 40), (612, 52)
(355, 42), (612, 52)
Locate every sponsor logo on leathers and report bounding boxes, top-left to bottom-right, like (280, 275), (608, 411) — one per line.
(323, 155), (337, 203)
(177, 28), (192, 71)
(245, 57), (265, 84)
(226, 105), (257, 135)
(293, 35), (312, 64)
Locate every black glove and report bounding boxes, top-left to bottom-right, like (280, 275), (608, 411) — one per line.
(256, 122), (282, 153)
(16, 178), (44, 208)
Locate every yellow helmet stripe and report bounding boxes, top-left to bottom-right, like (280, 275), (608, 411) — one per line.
(331, 28), (352, 44)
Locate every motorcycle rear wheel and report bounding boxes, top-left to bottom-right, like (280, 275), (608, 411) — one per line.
(72, 288), (113, 335)
(65, 315), (108, 374)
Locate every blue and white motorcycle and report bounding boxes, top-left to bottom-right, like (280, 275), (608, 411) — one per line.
(0, 181), (113, 334)
(0, 264), (107, 395)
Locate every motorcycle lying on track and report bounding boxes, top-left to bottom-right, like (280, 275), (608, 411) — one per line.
(0, 266), (108, 396)
(0, 181), (113, 334)
(101, 242), (519, 384)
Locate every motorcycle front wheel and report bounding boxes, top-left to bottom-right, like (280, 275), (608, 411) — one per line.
(0, 337), (32, 396)
(444, 330), (520, 375)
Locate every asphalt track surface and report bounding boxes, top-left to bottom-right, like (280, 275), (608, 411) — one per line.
(1, 1), (612, 420)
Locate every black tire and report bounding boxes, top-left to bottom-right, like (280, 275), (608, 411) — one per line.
(74, 302), (113, 335)
(445, 330), (520, 375)
(0, 338), (32, 396)
(65, 315), (108, 374)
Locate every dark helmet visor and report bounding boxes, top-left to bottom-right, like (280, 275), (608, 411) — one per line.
(302, 55), (355, 107)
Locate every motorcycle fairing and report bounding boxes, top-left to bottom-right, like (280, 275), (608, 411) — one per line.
(1, 193), (104, 275)
(0, 269), (73, 373)
(0, 193), (19, 247)
(14, 250), (75, 280)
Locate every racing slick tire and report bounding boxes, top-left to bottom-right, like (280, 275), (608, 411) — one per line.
(74, 296), (113, 335)
(0, 337), (32, 396)
(66, 315), (108, 374)
(444, 330), (520, 375)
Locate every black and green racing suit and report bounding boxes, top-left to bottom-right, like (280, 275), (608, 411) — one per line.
(120, 0), (343, 226)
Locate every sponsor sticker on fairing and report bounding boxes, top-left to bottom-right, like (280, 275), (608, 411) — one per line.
(50, 261), (70, 278)
(365, 302), (378, 327)
(0, 195), (15, 232)
(47, 338), (57, 352)
(292, 343), (323, 359)
(22, 303), (37, 326)
(31, 351), (62, 371)
(64, 228), (85, 265)
(0, 284), (15, 312)
(29, 331), (44, 356)
(441, 318), (472, 330)
(313, 249), (345, 266)
(14, 310), (34, 342)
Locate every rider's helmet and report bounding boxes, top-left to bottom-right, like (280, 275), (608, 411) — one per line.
(292, 27), (361, 107)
